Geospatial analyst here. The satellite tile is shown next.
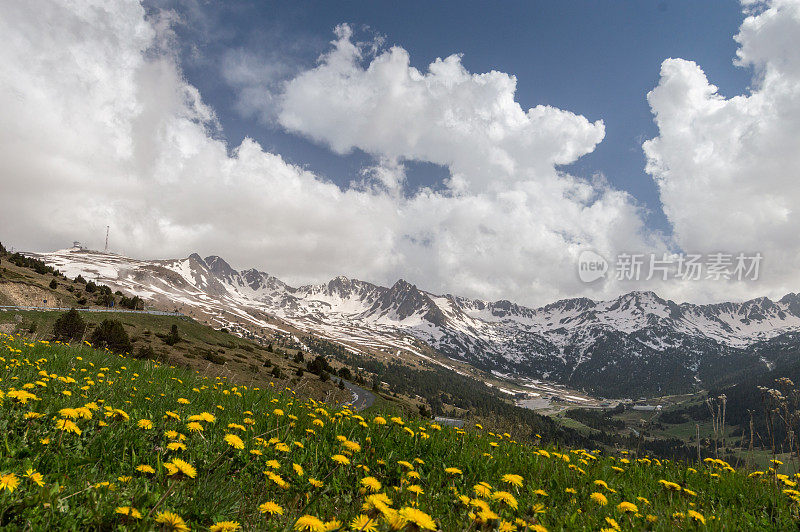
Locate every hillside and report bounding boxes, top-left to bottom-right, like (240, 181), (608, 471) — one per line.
(29, 247), (800, 398)
(0, 245), (351, 404)
(1, 332), (798, 530)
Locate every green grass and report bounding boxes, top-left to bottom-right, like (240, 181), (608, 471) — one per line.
(1, 334), (799, 531)
(0, 309), (350, 402)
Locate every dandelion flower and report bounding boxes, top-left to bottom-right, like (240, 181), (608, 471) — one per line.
(0, 473), (20, 493)
(492, 490), (519, 510)
(155, 512), (189, 532)
(294, 514), (326, 532)
(137, 419), (153, 430)
(350, 515), (377, 531)
(165, 458), (196, 479)
(398, 507), (436, 530)
(407, 484), (424, 495)
(687, 510), (706, 524)
(224, 433), (245, 450)
(210, 521), (241, 532)
(590, 492), (608, 506)
(658, 479), (682, 492)
(55, 418), (82, 435)
(358, 476), (381, 493)
(342, 440), (361, 453)
(617, 501), (638, 513)
(259, 501), (284, 516)
(136, 465), (155, 474)
(115, 506), (143, 519)
(24, 468), (44, 487)
(331, 454), (350, 466)
(501, 473), (523, 488)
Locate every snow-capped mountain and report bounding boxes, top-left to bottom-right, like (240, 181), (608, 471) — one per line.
(32, 247), (800, 397)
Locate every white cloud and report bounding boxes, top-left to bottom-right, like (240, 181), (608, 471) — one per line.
(0, 1), (663, 306)
(278, 24), (607, 193)
(643, 0), (800, 302)
(5, 0), (798, 306)
(0, 1), (398, 286)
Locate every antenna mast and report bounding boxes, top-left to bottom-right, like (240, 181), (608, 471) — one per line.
(104, 226), (109, 253)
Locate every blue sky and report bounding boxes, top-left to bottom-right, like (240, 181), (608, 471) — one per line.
(156, 0), (751, 236)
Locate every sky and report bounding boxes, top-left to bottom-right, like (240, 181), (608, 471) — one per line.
(161, 0), (752, 235)
(1, 0), (799, 307)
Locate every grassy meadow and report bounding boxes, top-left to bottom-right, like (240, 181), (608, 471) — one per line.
(1, 332), (799, 531)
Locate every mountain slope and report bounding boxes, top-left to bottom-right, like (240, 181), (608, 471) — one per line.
(32, 247), (800, 397)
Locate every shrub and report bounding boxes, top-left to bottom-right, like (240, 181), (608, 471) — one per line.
(307, 355), (334, 376)
(163, 324), (181, 346)
(119, 295), (142, 310)
(53, 309), (86, 342)
(49, 279), (58, 289)
(90, 319), (132, 354)
(95, 293), (114, 307)
(270, 366), (282, 379)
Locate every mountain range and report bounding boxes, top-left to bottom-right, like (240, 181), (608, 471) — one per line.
(32, 247), (800, 398)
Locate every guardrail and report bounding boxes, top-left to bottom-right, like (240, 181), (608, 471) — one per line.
(0, 306), (185, 317)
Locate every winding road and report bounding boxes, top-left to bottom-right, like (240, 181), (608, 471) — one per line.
(342, 381), (376, 411)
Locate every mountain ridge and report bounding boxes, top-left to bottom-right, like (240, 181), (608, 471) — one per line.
(30, 247), (800, 397)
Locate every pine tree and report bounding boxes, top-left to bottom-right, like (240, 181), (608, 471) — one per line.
(53, 309), (86, 342)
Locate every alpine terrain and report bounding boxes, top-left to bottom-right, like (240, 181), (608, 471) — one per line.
(30, 247), (800, 398)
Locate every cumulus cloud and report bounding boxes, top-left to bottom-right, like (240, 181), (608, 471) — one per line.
(0, 1), (666, 306)
(278, 24), (607, 192)
(643, 0), (800, 301)
(6, 0), (798, 306)
(0, 1), (397, 286)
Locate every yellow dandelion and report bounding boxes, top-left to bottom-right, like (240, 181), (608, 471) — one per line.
(331, 454), (350, 466)
(501, 473), (523, 488)
(23, 468), (44, 487)
(115, 506), (143, 519)
(0, 473), (20, 493)
(155, 511), (189, 532)
(209, 521), (241, 532)
(224, 433), (245, 450)
(259, 501), (284, 516)
(590, 492), (608, 506)
(294, 514), (326, 532)
(398, 507), (436, 530)
(350, 515), (377, 532)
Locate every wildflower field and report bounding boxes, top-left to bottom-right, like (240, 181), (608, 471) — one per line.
(1, 332), (798, 530)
